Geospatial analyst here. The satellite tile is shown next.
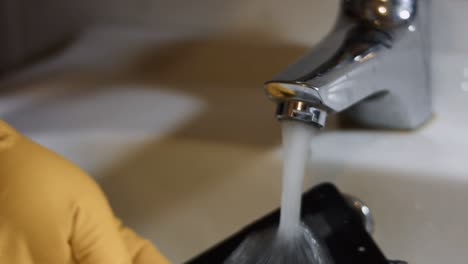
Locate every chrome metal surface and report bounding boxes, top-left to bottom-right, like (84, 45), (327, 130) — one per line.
(276, 100), (327, 128)
(345, 194), (375, 234)
(265, 0), (432, 129)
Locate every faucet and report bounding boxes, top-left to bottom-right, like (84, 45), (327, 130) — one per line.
(265, 0), (432, 129)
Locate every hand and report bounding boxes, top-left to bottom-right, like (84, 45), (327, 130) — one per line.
(0, 120), (170, 264)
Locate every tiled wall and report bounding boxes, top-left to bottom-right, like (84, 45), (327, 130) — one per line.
(432, 0), (468, 52)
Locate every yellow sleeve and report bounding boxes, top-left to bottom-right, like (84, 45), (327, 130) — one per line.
(0, 120), (170, 264)
(117, 220), (171, 264)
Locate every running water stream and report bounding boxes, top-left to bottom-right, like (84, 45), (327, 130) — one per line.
(225, 120), (332, 264)
(277, 120), (318, 239)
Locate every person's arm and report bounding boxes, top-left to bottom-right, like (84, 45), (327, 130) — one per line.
(0, 120), (170, 264)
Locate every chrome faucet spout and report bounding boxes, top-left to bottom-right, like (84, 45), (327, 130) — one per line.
(265, 0), (432, 129)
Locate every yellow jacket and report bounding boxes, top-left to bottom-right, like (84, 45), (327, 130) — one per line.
(0, 120), (170, 264)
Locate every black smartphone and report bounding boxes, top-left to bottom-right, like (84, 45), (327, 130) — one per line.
(187, 183), (401, 264)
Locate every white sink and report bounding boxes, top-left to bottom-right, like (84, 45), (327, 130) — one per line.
(1, 13), (468, 263)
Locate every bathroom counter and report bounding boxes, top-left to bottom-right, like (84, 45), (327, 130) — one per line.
(1, 26), (467, 263)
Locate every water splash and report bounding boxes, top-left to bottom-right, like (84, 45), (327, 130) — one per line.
(224, 224), (333, 264)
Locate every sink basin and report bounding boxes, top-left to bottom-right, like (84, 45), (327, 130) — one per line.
(1, 17), (467, 263)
